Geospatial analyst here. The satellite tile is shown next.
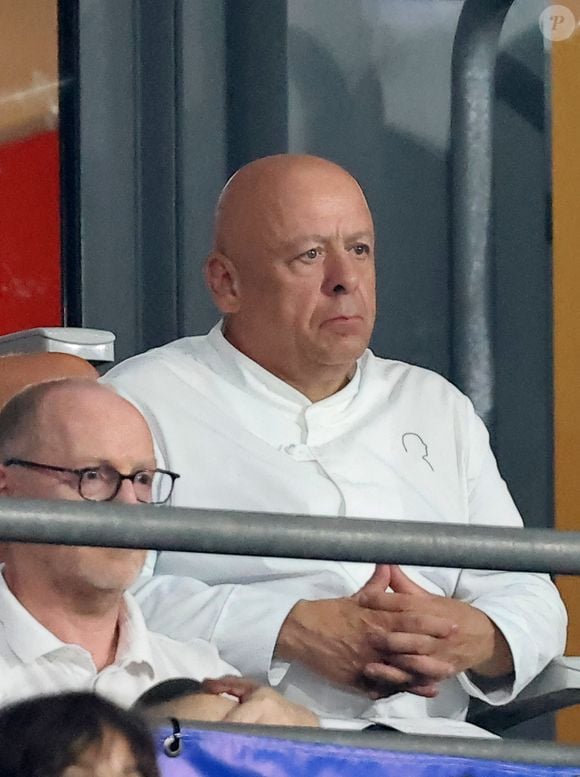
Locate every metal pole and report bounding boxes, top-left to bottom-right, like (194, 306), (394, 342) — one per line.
(2, 500), (580, 575)
(450, 0), (518, 429)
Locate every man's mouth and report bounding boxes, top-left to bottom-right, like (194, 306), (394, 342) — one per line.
(323, 315), (363, 325)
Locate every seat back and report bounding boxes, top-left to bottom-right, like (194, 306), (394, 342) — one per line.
(0, 352), (98, 411)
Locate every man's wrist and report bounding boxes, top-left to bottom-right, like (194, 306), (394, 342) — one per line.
(274, 599), (309, 662)
(470, 620), (514, 678)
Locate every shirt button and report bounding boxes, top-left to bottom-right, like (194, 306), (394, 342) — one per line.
(284, 443), (315, 461)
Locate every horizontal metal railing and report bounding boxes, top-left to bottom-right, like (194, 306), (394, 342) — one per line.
(2, 498), (580, 574)
(3, 497), (580, 765)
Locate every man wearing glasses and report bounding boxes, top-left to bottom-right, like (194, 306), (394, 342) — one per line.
(0, 377), (317, 726)
(0, 379), (306, 725)
(0, 377), (235, 708)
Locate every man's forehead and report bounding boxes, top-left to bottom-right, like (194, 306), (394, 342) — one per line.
(31, 389), (155, 459)
(38, 383), (141, 424)
(267, 192), (374, 243)
(267, 168), (368, 206)
(215, 157), (374, 259)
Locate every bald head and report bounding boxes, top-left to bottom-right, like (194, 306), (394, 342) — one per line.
(213, 154), (370, 256)
(0, 379), (152, 464)
(205, 154), (376, 401)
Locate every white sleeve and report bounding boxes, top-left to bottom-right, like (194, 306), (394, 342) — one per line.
(133, 573), (235, 643)
(185, 637), (241, 679)
(135, 560), (361, 682)
(208, 580), (305, 681)
(451, 407), (567, 703)
(457, 565), (567, 703)
(134, 573), (304, 681)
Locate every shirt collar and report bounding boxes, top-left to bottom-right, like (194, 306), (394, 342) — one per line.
(114, 592), (155, 675)
(0, 570), (63, 664)
(207, 319), (363, 413)
(0, 571), (154, 675)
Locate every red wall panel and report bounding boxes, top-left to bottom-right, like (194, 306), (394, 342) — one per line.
(0, 129), (62, 335)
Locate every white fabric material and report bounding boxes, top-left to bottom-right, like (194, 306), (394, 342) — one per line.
(319, 716), (498, 738)
(104, 322), (567, 728)
(0, 571), (236, 709)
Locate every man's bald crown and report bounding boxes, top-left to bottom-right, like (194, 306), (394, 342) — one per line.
(213, 154), (369, 257)
(0, 379), (125, 460)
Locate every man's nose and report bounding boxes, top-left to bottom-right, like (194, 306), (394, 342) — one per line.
(322, 250), (359, 296)
(114, 478), (140, 505)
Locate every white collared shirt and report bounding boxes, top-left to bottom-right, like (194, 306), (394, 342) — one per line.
(0, 571), (236, 709)
(105, 322), (567, 726)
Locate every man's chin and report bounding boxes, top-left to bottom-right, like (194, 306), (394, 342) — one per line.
(82, 548), (145, 591)
(87, 570), (141, 594)
(317, 335), (370, 366)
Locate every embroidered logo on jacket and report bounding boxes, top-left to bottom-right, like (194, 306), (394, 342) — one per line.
(402, 432), (434, 471)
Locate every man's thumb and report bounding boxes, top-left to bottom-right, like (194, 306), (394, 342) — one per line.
(389, 565), (429, 596)
(354, 564), (392, 600)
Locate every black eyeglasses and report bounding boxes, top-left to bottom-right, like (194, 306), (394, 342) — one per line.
(3, 459), (180, 504)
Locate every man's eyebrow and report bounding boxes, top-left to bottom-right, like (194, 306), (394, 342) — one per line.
(280, 232), (374, 252)
(279, 235), (327, 252)
(79, 459), (157, 471)
(345, 231), (374, 243)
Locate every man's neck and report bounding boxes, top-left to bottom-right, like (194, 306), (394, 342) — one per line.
(282, 370), (353, 402)
(3, 568), (123, 671)
(222, 326), (356, 402)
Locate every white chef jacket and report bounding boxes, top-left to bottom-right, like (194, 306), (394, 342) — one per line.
(104, 322), (567, 725)
(0, 570), (236, 709)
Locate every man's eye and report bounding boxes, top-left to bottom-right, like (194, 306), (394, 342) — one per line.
(83, 467), (116, 484)
(352, 243), (370, 256)
(302, 247), (322, 261)
(134, 471), (154, 486)
(83, 469), (102, 482)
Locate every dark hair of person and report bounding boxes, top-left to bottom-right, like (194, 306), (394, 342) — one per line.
(134, 677), (203, 710)
(0, 691), (160, 777)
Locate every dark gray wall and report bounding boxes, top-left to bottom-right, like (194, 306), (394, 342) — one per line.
(176, 0), (228, 335)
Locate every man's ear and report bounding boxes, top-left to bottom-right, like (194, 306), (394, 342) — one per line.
(204, 252), (242, 314)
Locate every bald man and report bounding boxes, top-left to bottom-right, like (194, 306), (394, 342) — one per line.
(104, 155), (566, 735)
(0, 379), (235, 708)
(0, 378), (318, 727)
